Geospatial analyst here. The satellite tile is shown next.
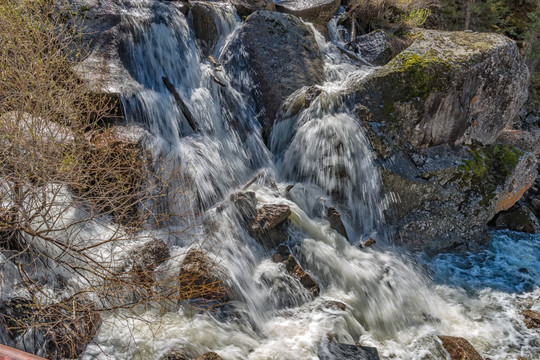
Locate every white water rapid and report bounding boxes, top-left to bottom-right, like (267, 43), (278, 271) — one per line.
(1, 1), (538, 359)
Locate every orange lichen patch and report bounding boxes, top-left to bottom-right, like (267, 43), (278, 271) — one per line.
(469, 95), (478, 106)
(496, 175), (535, 212)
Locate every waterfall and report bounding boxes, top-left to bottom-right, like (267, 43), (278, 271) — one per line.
(1, 1), (537, 359)
(79, 2), (540, 360)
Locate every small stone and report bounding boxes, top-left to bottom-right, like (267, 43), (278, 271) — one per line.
(272, 248), (320, 296)
(327, 207), (349, 240)
(322, 300), (347, 311)
(363, 238), (376, 247)
(250, 204), (291, 248)
(178, 249), (230, 304)
(130, 239), (170, 285)
(522, 309), (540, 329)
(438, 335), (483, 360)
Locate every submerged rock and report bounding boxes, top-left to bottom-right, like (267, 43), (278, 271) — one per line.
(230, 190), (258, 225)
(274, 0), (340, 25)
(189, 2), (235, 57)
(352, 30), (529, 151)
(221, 11), (324, 138)
(318, 341), (380, 360)
(250, 204), (292, 248)
(438, 336), (483, 360)
(161, 350), (188, 360)
(272, 246), (320, 296)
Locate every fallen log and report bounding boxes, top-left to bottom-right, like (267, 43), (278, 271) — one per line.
(162, 76), (201, 133)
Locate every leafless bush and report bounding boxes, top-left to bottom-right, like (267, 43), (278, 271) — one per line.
(0, 0), (226, 357)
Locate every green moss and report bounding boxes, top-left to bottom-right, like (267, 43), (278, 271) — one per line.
(390, 50), (454, 99)
(456, 144), (523, 208)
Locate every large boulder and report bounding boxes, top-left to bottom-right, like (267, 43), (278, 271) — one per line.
(381, 144), (537, 252)
(221, 11), (325, 138)
(351, 30), (529, 153)
(274, 0), (340, 25)
(63, 0), (141, 95)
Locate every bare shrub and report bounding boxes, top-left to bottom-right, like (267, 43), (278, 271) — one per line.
(0, 0), (225, 358)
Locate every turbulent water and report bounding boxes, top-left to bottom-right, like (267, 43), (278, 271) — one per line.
(1, 1), (538, 359)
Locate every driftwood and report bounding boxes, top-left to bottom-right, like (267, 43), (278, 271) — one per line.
(162, 76), (201, 133)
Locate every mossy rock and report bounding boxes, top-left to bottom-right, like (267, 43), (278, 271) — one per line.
(349, 29), (529, 156)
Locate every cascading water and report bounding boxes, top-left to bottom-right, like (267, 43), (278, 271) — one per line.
(1, 1), (536, 359)
(79, 2), (540, 359)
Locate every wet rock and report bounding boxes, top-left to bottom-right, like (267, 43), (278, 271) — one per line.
(178, 249), (231, 304)
(352, 30), (529, 152)
(194, 352), (223, 360)
(230, 0), (276, 17)
(272, 246), (320, 296)
(327, 207), (349, 240)
(318, 341), (380, 360)
(274, 0), (340, 25)
(189, 2), (231, 57)
(363, 238), (376, 247)
(65, 0), (140, 96)
(161, 350), (188, 360)
(438, 336), (483, 360)
(322, 300), (347, 311)
(230, 191), (257, 225)
(491, 205), (540, 233)
(522, 309), (540, 329)
(129, 239), (171, 284)
(250, 204), (292, 248)
(354, 30), (393, 66)
(381, 144), (537, 252)
(221, 11), (324, 139)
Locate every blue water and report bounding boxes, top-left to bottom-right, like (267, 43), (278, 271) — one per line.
(423, 230), (540, 294)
